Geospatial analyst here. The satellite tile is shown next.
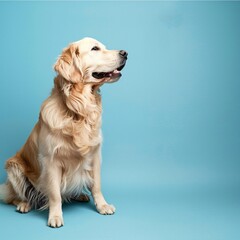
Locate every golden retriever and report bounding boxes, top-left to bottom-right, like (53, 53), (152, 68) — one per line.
(0, 37), (128, 227)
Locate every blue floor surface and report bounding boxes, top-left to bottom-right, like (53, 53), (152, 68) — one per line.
(0, 185), (239, 240)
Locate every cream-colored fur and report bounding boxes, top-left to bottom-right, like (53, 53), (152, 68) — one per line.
(0, 37), (127, 228)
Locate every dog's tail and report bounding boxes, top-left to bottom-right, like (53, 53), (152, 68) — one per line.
(0, 183), (9, 202)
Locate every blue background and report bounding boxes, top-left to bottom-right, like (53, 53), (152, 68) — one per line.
(0, 1), (240, 239)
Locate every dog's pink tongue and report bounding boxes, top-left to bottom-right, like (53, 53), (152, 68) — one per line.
(112, 70), (120, 77)
(107, 70), (121, 79)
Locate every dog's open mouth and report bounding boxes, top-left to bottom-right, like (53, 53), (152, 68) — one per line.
(92, 64), (125, 80)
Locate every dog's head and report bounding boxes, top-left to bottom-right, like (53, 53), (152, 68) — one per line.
(54, 37), (128, 84)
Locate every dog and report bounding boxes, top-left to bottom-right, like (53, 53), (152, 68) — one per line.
(0, 37), (128, 227)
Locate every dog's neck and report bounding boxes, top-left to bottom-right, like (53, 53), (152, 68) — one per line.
(54, 75), (101, 94)
(53, 75), (102, 117)
(39, 75), (103, 154)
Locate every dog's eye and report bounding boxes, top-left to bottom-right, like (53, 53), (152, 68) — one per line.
(91, 46), (100, 51)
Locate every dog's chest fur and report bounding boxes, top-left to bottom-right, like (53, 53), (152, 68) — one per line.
(38, 81), (102, 197)
(55, 143), (97, 198)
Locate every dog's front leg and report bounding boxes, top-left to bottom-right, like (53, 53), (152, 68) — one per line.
(91, 146), (115, 215)
(44, 164), (64, 228)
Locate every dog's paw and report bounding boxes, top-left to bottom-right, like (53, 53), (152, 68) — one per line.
(16, 202), (31, 213)
(97, 204), (116, 215)
(48, 216), (64, 228)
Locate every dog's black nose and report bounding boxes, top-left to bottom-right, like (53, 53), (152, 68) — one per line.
(119, 50), (128, 58)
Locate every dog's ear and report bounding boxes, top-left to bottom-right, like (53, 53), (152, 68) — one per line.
(54, 44), (82, 83)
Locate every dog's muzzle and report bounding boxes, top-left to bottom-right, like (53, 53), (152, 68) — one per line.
(92, 50), (128, 80)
